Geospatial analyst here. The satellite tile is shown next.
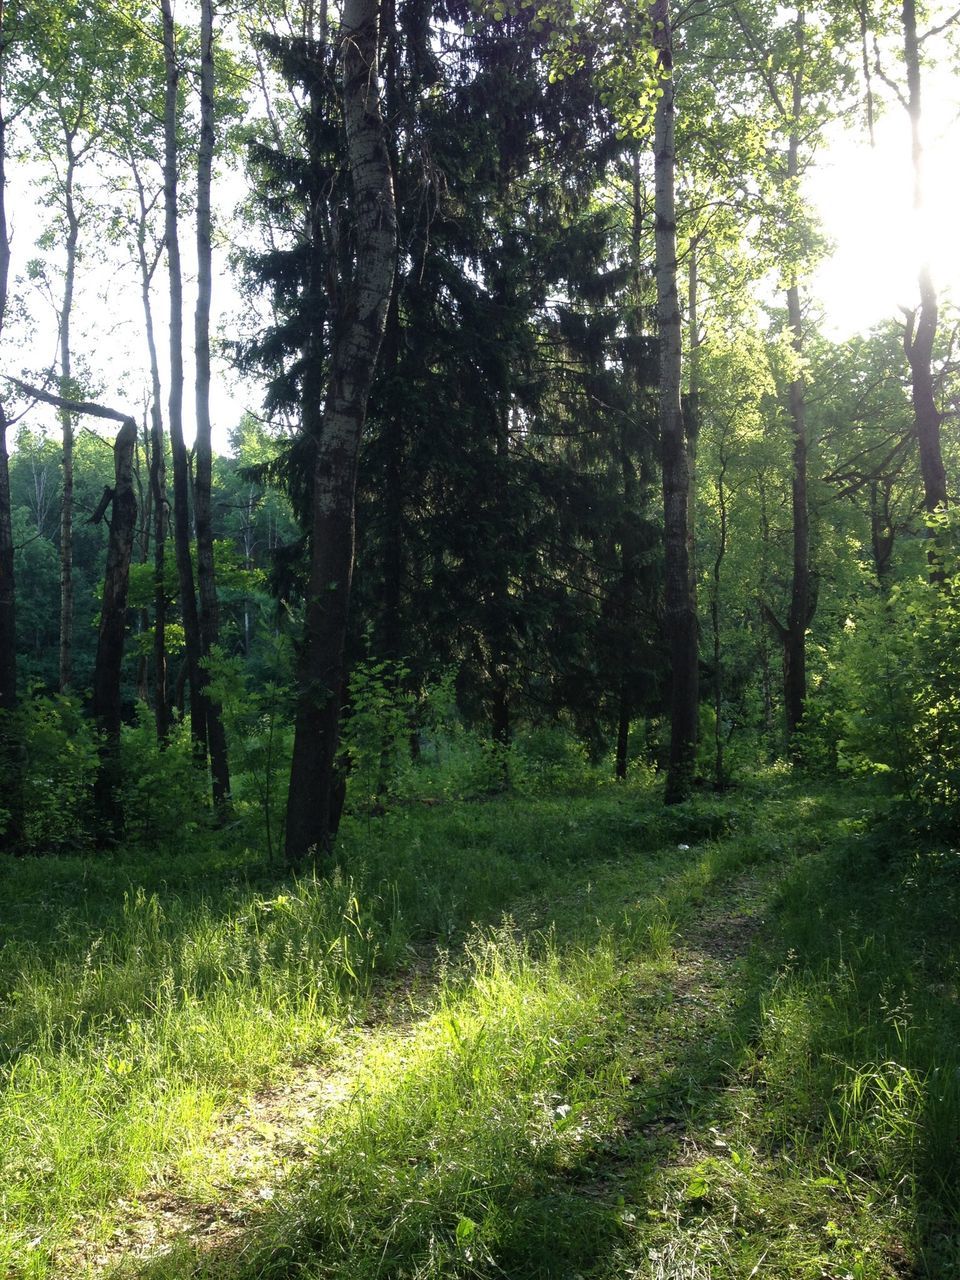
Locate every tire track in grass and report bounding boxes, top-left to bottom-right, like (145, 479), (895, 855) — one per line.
(57, 846), (800, 1279)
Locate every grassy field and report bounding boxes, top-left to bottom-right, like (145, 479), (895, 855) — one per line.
(1, 773), (958, 1278)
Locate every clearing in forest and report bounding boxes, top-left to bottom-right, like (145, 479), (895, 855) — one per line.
(1, 779), (957, 1279)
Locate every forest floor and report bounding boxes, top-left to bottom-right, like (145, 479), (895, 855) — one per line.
(2, 775), (958, 1279)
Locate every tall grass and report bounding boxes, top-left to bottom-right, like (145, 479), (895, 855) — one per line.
(0, 782), (723, 1278)
(742, 818), (960, 1274)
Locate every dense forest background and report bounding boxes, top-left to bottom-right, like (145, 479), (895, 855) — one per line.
(1, 0), (959, 855)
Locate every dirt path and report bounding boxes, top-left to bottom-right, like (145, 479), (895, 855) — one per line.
(59, 864), (781, 1279)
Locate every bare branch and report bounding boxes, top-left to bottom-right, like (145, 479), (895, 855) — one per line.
(4, 377), (134, 427)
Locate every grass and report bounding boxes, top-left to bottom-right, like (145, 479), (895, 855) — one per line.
(0, 776), (730, 1277)
(1, 772), (958, 1278)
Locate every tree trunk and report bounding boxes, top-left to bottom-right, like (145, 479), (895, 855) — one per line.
(194, 0), (230, 810)
(651, 0), (698, 804)
(0, 28), (21, 846)
(12, 381), (139, 840)
(379, 284), (404, 663)
(615, 693), (630, 780)
(135, 420), (152, 703)
(162, 0), (206, 762)
(901, 0), (947, 538)
(784, 279), (809, 741)
(869, 479), (895, 588)
(712, 444), (728, 789)
(0, 401), (13, 718)
(782, 13), (813, 745)
(131, 159), (169, 740)
(284, 0), (397, 865)
(58, 141), (79, 692)
(92, 417), (138, 839)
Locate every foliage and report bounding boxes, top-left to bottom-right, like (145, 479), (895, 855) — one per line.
(117, 706), (206, 848)
(341, 658), (415, 811)
(8, 692), (98, 854)
(204, 637), (295, 862)
(799, 513), (960, 826)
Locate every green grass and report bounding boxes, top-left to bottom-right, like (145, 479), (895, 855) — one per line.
(1, 774), (958, 1278)
(0, 777), (733, 1277)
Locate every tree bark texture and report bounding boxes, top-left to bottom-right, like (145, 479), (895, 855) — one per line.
(782, 12), (813, 744)
(0, 56), (14, 719)
(132, 159), (169, 740)
(92, 417), (137, 837)
(712, 445), (728, 789)
(58, 141), (79, 692)
(10, 381), (139, 839)
(905, 270), (946, 515)
(902, 0), (947, 526)
(194, 0), (230, 809)
(784, 278), (809, 741)
(162, 0), (206, 758)
(284, 0), (397, 865)
(0, 24), (21, 847)
(651, 0), (698, 804)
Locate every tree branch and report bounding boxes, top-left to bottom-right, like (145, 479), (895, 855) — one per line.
(4, 377), (134, 427)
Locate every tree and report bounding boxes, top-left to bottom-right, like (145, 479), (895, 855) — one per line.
(194, 0), (231, 809)
(880, 0), (955, 555)
(0, 0), (20, 844)
(11, 381), (137, 838)
(284, 0), (397, 863)
(650, 0), (698, 801)
(161, 0), (207, 763)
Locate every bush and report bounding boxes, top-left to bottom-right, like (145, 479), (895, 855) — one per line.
(118, 706), (207, 849)
(821, 523), (960, 822)
(14, 694), (98, 854)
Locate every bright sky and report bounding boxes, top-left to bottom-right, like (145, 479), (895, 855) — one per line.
(5, 36), (959, 457)
(808, 65), (960, 338)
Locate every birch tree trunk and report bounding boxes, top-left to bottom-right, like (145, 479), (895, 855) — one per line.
(161, 0), (206, 759)
(285, 0), (397, 865)
(650, 0), (698, 804)
(130, 160), (169, 739)
(58, 137), (79, 692)
(91, 416), (137, 839)
(194, 0), (230, 809)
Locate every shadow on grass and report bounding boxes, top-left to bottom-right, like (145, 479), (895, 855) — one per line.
(122, 787), (959, 1280)
(119, 825), (794, 1280)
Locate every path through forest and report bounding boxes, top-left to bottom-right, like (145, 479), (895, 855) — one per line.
(60, 857), (781, 1279)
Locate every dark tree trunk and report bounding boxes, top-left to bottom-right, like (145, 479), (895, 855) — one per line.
(615, 694), (630, 781)
(162, 0), (206, 760)
(135, 420), (152, 703)
(651, 0), (698, 804)
(0, 402), (13, 716)
(194, 0), (230, 811)
(781, 15), (815, 745)
(284, 0), (397, 866)
(784, 276), (810, 742)
(901, 0), (948, 541)
(870, 479), (895, 588)
(92, 418), (138, 839)
(131, 157), (169, 740)
(712, 445), (728, 789)
(379, 285), (404, 663)
(0, 31), (20, 847)
(58, 141), (79, 692)
(13, 382), (139, 839)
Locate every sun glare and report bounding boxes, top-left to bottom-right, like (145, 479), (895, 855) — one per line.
(809, 71), (960, 339)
